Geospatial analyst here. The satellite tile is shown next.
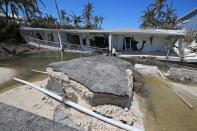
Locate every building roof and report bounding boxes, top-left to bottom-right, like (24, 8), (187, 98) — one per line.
(20, 27), (186, 37)
(177, 7), (197, 21)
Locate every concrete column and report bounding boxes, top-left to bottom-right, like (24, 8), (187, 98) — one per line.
(79, 34), (83, 45)
(165, 40), (170, 60)
(129, 37), (132, 52)
(58, 30), (63, 51)
(108, 34), (113, 53)
(178, 38), (184, 61)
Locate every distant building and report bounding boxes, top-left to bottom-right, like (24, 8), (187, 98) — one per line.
(177, 8), (197, 30)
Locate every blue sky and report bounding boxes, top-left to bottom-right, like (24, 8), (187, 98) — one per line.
(39, 0), (197, 29)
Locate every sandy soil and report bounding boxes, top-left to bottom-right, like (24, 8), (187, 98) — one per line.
(0, 67), (16, 85)
(0, 79), (144, 131)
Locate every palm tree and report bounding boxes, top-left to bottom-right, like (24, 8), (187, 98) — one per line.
(70, 13), (83, 27)
(93, 15), (104, 29)
(162, 3), (177, 29)
(21, 0), (45, 22)
(148, 0), (166, 28)
(140, 7), (156, 29)
(150, 0), (166, 17)
(0, 0), (6, 16)
(83, 2), (94, 28)
(65, 16), (72, 25)
(45, 13), (57, 25)
(0, 0), (44, 22)
(60, 10), (66, 24)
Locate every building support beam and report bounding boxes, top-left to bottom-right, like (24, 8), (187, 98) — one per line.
(58, 30), (63, 51)
(108, 34), (113, 54)
(165, 40), (170, 60)
(129, 37), (132, 52)
(178, 38), (184, 62)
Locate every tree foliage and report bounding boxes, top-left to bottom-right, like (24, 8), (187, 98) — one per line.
(0, 0), (44, 22)
(140, 0), (178, 29)
(0, 1), (104, 29)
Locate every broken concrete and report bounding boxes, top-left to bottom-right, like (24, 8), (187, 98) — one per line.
(48, 55), (133, 96)
(166, 68), (197, 83)
(44, 56), (145, 130)
(0, 102), (81, 131)
(46, 73), (133, 107)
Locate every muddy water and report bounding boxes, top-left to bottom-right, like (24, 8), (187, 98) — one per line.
(138, 74), (197, 131)
(0, 51), (93, 93)
(124, 58), (197, 130)
(1, 52), (197, 131)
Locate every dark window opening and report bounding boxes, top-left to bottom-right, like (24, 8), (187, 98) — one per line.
(90, 36), (108, 48)
(83, 39), (86, 45)
(125, 37), (131, 49)
(36, 33), (43, 40)
(67, 34), (80, 45)
(123, 37), (140, 51)
(131, 38), (138, 51)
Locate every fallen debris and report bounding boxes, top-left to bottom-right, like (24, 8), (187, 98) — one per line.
(13, 77), (142, 131)
(135, 64), (197, 108)
(166, 68), (197, 83)
(44, 56), (144, 130)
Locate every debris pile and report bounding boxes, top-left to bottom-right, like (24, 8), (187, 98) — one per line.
(45, 56), (143, 130)
(166, 68), (197, 83)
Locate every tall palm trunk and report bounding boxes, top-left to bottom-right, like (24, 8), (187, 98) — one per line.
(5, 0), (9, 20)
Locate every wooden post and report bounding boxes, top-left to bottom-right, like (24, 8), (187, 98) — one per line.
(58, 30), (63, 51)
(178, 38), (184, 62)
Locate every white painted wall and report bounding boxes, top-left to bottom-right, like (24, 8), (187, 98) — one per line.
(113, 35), (167, 53)
(60, 32), (69, 43)
(113, 35), (124, 51)
(142, 36), (167, 53)
(23, 30), (169, 53)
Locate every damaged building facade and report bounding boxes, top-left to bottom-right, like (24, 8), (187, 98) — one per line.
(20, 27), (185, 54)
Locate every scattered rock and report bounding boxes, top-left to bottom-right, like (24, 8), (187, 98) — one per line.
(166, 68), (197, 83)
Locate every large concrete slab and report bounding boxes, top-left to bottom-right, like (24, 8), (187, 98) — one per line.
(0, 102), (81, 131)
(48, 55), (133, 96)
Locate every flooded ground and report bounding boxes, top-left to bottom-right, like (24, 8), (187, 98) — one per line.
(126, 58), (197, 131)
(0, 51), (93, 93)
(138, 75), (197, 131)
(0, 52), (197, 131)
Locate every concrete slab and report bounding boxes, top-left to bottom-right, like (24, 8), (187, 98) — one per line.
(0, 102), (81, 131)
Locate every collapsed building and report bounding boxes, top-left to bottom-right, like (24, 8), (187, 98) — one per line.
(20, 27), (185, 57)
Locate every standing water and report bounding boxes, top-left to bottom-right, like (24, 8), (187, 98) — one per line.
(125, 58), (197, 131)
(0, 51), (94, 93)
(0, 52), (197, 131)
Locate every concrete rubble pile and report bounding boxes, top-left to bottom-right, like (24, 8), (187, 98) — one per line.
(166, 68), (197, 83)
(45, 55), (143, 130)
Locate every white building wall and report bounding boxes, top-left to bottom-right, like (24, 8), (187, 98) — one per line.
(113, 35), (167, 53)
(113, 35), (124, 51)
(142, 36), (167, 53)
(60, 33), (69, 43)
(52, 32), (59, 42)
